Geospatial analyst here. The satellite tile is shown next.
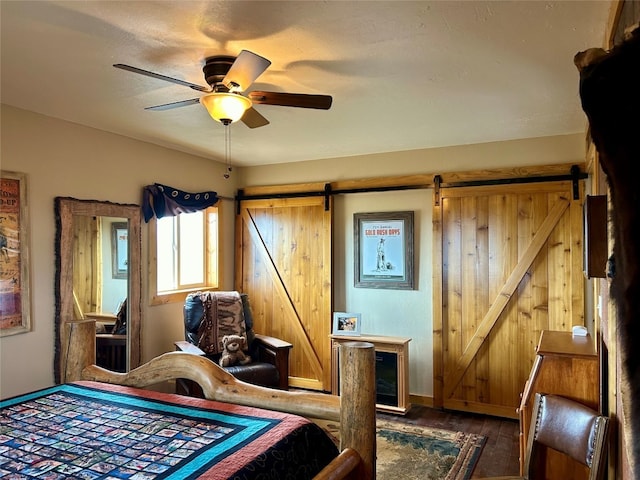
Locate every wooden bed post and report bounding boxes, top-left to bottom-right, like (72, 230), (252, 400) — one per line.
(339, 341), (376, 479)
(64, 319), (95, 382)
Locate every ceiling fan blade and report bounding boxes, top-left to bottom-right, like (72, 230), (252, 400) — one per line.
(241, 107), (270, 129)
(248, 91), (332, 110)
(223, 50), (271, 92)
(144, 98), (201, 111)
(113, 64), (211, 93)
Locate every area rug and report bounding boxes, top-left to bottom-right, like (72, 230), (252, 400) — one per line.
(315, 418), (486, 480)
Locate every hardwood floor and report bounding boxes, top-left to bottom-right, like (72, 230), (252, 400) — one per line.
(377, 405), (521, 478)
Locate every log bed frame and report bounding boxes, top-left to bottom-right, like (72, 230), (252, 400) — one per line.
(63, 319), (377, 480)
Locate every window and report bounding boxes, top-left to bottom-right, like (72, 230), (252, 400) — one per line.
(149, 206), (220, 305)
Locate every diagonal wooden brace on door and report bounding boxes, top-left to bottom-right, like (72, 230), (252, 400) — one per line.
(443, 197), (570, 399)
(241, 209), (325, 381)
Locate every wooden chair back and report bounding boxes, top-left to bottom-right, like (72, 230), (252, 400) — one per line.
(523, 393), (609, 480)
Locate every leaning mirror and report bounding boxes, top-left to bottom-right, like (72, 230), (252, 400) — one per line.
(54, 197), (141, 383)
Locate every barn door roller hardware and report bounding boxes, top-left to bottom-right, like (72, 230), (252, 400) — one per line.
(569, 165), (581, 200)
(434, 175), (442, 206)
(324, 183), (332, 210)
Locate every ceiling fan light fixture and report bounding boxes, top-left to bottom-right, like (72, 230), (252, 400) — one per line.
(201, 93), (251, 124)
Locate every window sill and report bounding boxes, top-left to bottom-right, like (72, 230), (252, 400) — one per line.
(150, 287), (219, 306)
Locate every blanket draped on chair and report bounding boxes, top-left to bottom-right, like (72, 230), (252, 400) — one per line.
(184, 291), (248, 355)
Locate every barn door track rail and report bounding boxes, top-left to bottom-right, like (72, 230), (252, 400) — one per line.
(236, 183), (427, 213)
(433, 165), (585, 206)
(236, 165), (586, 213)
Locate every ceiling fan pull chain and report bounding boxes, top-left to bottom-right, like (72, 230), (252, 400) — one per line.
(223, 124), (232, 179)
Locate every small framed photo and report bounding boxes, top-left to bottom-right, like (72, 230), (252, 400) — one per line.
(333, 312), (361, 336)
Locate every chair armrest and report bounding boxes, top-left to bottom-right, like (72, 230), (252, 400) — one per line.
(175, 336), (292, 391)
(174, 340), (206, 356)
(253, 334), (292, 390)
(254, 333), (293, 350)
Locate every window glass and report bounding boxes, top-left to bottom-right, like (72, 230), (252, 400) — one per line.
(156, 215), (175, 292)
(177, 212), (204, 286)
(150, 206), (219, 304)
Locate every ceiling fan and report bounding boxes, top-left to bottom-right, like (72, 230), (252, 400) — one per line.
(114, 50), (333, 128)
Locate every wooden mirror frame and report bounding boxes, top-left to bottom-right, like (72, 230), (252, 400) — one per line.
(54, 197), (141, 383)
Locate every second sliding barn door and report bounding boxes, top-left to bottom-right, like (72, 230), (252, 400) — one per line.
(434, 181), (585, 418)
(235, 196), (332, 391)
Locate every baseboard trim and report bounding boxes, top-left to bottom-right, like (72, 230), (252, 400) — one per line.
(409, 394), (434, 408)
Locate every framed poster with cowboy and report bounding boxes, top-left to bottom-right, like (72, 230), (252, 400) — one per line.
(353, 211), (414, 290)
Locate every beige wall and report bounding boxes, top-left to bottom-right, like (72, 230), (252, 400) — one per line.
(237, 133), (585, 185)
(0, 105), (236, 399)
(0, 103), (586, 401)
(334, 190), (434, 397)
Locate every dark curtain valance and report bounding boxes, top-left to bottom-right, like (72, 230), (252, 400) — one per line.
(142, 183), (219, 223)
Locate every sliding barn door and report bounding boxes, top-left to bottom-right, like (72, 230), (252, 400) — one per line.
(434, 181), (585, 418)
(235, 197), (332, 391)
(72, 215), (101, 319)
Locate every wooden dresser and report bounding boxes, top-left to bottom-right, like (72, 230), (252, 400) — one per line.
(518, 330), (599, 477)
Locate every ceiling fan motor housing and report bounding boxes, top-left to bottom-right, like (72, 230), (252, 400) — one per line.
(203, 56), (236, 89)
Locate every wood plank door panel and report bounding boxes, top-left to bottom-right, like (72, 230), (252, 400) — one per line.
(435, 181), (585, 417)
(72, 215), (101, 318)
(236, 197), (332, 391)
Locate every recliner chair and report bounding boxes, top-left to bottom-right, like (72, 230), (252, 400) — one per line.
(175, 292), (292, 394)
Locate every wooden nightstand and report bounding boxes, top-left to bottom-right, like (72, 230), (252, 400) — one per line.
(331, 334), (411, 415)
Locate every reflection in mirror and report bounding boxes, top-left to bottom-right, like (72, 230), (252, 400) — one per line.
(74, 215), (128, 371)
(72, 216), (128, 318)
(111, 221), (128, 280)
(55, 198), (141, 383)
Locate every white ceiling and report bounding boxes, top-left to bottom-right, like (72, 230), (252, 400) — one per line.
(0, 1), (610, 168)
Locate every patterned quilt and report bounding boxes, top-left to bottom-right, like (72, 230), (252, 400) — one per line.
(0, 381), (338, 479)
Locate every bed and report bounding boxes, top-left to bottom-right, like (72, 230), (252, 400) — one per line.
(8, 319), (377, 479)
(1, 381), (340, 478)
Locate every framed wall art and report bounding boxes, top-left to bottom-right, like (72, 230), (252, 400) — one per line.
(354, 210), (414, 290)
(0, 170), (31, 336)
(111, 221), (128, 279)
(332, 312), (362, 336)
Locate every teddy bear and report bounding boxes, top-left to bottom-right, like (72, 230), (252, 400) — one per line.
(219, 334), (252, 367)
